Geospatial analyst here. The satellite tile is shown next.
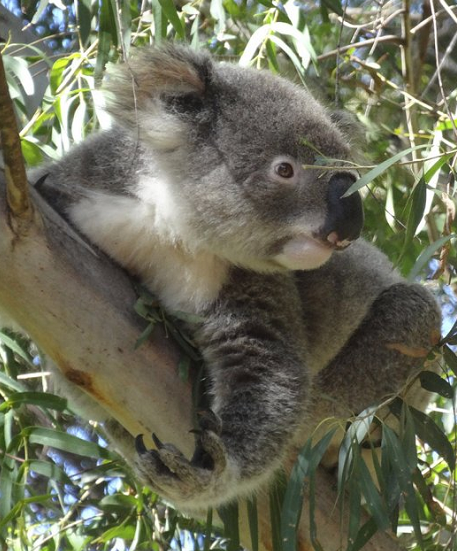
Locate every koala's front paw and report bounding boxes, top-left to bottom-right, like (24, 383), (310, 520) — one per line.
(134, 410), (233, 510)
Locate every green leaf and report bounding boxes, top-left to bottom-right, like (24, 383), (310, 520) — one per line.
(321, 0), (343, 16)
(99, 494), (138, 510)
(50, 57), (72, 94)
(23, 427), (113, 459)
(281, 439), (312, 551)
(338, 406), (377, 487)
(210, 0), (226, 35)
(78, 0), (93, 45)
(357, 458), (389, 530)
(96, 0), (117, 78)
(351, 518), (379, 551)
(27, 459), (72, 484)
(400, 401), (418, 474)
(0, 392), (67, 412)
(0, 331), (34, 368)
(408, 234), (456, 281)
(443, 345), (457, 377)
(218, 501), (240, 551)
(269, 471), (287, 551)
(400, 178), (427, 256)
(0, 493), (52, 533)
(0, 371), (27, 392)
(409, 406), (455, 471)
(21, 137), (44, 166)
(3, 55), (35, 96)
(99, 522), (135, 542)
(151, 0), (167, 41)
(134, 322), (156, 350)
(239, 25), (271, 67)
(157, 0), (185, 38)
(204, 508), (214, 551)
(343, 145), (430, 197)
(390, 398), (455, 471)
(383, 426), (423, 548)
(0, 452), (15, 522)
(419, 371), (454, 399)
(308, 432), (338, 550)
(346, 455), (362, 551)
(30, 0), (50, 24)
(247, 497), (259, 551)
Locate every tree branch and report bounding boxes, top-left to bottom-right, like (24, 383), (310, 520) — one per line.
(0, 51), (33, 233)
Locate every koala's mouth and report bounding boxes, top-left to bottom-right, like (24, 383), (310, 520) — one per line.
(272, 234), (338, 271)
(314, 230), (354, 251)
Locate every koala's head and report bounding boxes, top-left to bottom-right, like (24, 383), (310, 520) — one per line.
(103, 45), (364, 272)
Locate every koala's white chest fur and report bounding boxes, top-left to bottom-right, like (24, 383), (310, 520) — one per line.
(69, 192), (229, 314)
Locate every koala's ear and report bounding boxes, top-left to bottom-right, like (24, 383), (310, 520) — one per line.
(102, 45), (213, 149)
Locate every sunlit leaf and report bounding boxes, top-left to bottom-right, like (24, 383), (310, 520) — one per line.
(343, 145), (429, 197)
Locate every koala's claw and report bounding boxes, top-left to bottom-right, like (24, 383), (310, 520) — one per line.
(135, 434), (148, 454)
(152, 432), (164, 449)
(134, 411), (232, 508)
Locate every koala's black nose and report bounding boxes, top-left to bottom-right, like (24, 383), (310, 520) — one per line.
(318, 172), (364, 248)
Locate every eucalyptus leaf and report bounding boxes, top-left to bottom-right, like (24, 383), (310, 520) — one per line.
(419, 371), (454, 399)
(158, 0), (185, 38)
(343, 145), (429, 197)
(218, 501), (240, 551)
(443, 345), (457, 377)
(383, 426), (424, 547)
(24, 427), (113, 459)
(0, 391), (67, 412)
(408, 234), (456, 281)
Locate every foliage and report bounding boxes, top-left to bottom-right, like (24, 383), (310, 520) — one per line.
(1, 0), (457, 550)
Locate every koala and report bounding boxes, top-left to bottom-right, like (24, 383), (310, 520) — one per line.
(28, 45), (441, 512)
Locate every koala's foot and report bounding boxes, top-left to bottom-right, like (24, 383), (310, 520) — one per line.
(134, 410), (237, 511)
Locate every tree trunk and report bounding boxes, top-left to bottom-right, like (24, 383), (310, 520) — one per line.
(0, 173), (403, 550)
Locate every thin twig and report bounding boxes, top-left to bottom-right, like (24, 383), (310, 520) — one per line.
(316, 34), (403, 61)
(401, 0), (419, 165)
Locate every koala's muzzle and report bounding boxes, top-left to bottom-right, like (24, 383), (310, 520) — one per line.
(317, 172), (364, 249)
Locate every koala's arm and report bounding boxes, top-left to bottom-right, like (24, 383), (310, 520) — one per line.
(134, 269), (309, 511)
(294, 239), (441, 465)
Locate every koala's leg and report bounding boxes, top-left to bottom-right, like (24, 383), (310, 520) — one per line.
(133, 269), (311, 512)
(308, 281), (441, 467)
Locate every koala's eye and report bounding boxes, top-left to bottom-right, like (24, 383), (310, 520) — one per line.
(274, 162), (295, 179)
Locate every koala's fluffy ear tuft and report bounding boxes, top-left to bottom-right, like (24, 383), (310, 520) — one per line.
(102, 45), (213, 149)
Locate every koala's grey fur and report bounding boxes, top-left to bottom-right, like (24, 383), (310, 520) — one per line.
(29, 45), (441, 512)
